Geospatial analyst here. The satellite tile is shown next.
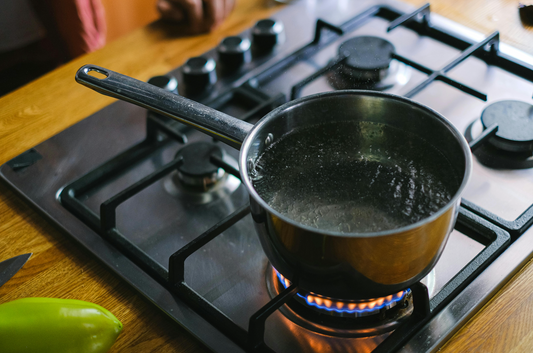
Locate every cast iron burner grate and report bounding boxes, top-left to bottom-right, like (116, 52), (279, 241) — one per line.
(164, 205), (508, 352)
(265, 268), (414, 338)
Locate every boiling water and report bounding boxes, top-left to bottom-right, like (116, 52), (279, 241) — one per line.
(250, 121), (460, 233)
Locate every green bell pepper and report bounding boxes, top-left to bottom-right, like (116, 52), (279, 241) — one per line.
(0, 297), (123, 353)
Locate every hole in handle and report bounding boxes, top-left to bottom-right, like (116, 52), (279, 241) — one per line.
(86, 67), (109, 79)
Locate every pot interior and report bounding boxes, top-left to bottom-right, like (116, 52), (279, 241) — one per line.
(242, 91), (469, 235)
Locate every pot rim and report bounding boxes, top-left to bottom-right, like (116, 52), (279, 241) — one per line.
(239, 89), (472, 238)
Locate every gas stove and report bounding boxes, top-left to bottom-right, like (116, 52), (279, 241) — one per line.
(2, 0), (533, 352)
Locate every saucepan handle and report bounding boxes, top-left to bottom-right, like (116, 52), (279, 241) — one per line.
(75, 65), (253, 149)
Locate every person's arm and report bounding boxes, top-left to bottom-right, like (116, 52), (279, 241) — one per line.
(29, 0), (106, 60)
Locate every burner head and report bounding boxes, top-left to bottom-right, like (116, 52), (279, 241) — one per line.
(176, 142), (225, 189)
(338, 36), (395, 81)
(327, 36), (408, 91)
(164, 142), (241, 204)
(267, 267), (413, 337)
(481, 100), (533, 152)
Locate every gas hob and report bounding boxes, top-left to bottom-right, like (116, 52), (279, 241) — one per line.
(2, 1), (533, 352)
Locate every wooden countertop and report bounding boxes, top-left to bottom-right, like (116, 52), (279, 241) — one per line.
(0, 0), (532, 352)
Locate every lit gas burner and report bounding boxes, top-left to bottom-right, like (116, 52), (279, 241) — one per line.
(164, 142), (240, 204)
(465, 100), (533, 169)
(266, 266), (413, 337)
(276, 271), (409, 317)
(327, 36), (410, 91)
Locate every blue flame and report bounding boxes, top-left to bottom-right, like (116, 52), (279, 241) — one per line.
(275, 270), (410, 314)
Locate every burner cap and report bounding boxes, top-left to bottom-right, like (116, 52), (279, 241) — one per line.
(481, 100), (533, 152)
(176, 142), (223, 178)
(339, 36), (395, 71)
(165, 142), (240, 203)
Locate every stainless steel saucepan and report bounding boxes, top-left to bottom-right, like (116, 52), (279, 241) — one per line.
(76, 65), (471, 300)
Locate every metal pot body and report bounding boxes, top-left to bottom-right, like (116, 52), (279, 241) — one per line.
(240, 92), (470, 299)
(252, 197), (457, 299)
(76, 66), (471, 300)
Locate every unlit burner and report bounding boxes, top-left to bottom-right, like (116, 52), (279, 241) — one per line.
(164, 142), (240, 204)
(175, 142), (226, 189)
(327, 36), (410, 91)
(465, 100), (533, 169)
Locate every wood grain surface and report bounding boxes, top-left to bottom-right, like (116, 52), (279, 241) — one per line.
(0, 0), (532, 352)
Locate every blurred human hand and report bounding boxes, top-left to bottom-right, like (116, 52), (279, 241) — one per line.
(157, 0), (236, 34)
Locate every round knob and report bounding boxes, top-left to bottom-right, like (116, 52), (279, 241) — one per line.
(182, 57), (217, 93)
(147, 75), (178, 94)
(252, 19), (284, 53)
(217, 36), (251, 70)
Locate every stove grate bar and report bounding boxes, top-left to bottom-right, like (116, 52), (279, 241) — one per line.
(174, 281), (254, 351)
(252, 7), (381, 87)
(146, 113), (188, 143)
(468, 123), (499, 152)
(206, 84), (270, 114)
(164, 206), (255, 351)
(285, 5), (493, 102)
(166, 203), (303, 353)
(100, 157), (184, 233)
(386, 3), (430, 32)
(311, 19), (344, 44)
(167, 204), (278, 352)
(62, 155), (186, 283)
(238, 91), (286, 123)
(202, 84), (286, 125)
(373, 208), (509, 353)
(98, 157), (185, 282)
(462, 199), (533, 241)
(60, 139), (169, 231)
(430, 208), (510, 312)
(390, 53), (433, 75)
(435, 76), (487, 101)
(462, 124), (533, 234)
(248, 283), (299, 352)
(168, 204), (250, 284)
(377, 6), (533, 85)
(400, 31), (499, 100)
(166, 206), (509, 353)
(210, 154), (241, 179)
(290, 55), (347, 100)
(248, 5), (533, 110)
(373, 282), (430, 353)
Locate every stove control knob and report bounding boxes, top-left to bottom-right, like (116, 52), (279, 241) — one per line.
(217, 36), (251, 70)
(182, 56), (217, 93)
(147, 75), (178, 94)
(252, 19), (284, 53)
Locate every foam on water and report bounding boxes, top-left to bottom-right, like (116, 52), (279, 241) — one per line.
(250, 121), (459, 233)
